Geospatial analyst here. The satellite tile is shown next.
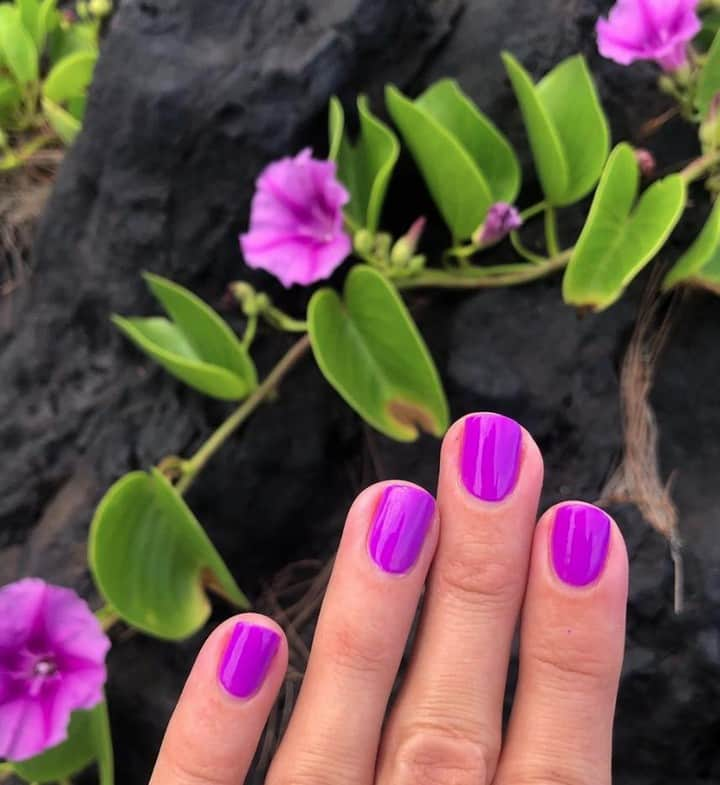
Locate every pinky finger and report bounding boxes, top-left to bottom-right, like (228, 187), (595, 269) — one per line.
(150, 613), (288, 785)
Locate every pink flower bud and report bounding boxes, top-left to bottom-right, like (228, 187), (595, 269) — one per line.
(474, 203), (523, 246)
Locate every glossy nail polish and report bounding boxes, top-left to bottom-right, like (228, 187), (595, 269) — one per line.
(219, 622), (280, 698)
(368, 485), (435, 574)
(461, 413), (522, 502)
(552, 503), (611, 587)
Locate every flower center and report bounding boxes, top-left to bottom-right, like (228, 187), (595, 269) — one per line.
(33, 657), (58, 679)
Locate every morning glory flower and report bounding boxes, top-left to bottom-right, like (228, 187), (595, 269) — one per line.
(0, 579), (110, 762)
(474, 203), (523, 246)
(597, 0), (701, 72)
(240, 148), (352, 288)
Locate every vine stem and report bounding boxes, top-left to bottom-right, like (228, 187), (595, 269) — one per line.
(544, 205), (561, 257)
(681, 148), (720, 183)
(395, 250), (571, 290)
(0, 132), (56, 171)
(176, 335), (311, 494)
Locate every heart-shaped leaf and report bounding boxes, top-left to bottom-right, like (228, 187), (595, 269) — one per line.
(12, 702), (113, 785)
(89, 469), (249, 640)
(663, 198), (720, 293)
(308, 264), (449, 441)
(328, 95), (399, 233)
(502, 52), (609, 206)
(386, 81), (519, 241)
(563, 143), (687, 310)
(113, 273), (257, 401)
(43, 49), (97, 103)
(697, 30), (720, 117)
(0, 5), (39, 85)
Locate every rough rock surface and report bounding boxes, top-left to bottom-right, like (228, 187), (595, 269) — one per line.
(1, 1), (719, 784)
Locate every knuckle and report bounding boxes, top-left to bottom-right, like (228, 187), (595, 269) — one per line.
(323, 617), (391, 677)
(164, 756), (233, 785)
(501, 764), (600, 785)
(436, 548), (522, 611)
(390, 723), (497, 785)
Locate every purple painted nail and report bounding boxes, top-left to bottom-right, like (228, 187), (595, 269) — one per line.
(368, 485), (435, 574)
(461, 413), (522, 502)
(218, 622), (280, 698)
(552, 503), (611, 587)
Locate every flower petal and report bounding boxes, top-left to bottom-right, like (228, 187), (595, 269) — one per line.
(42, 585), (110, 666)
(0, 696), (48, 762)
(0, 578), (46, 652)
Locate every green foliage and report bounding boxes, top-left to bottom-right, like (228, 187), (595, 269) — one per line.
(0, 6), (38, 84)
(89, 469), (249, 640)
(563, 143), (686, 310)
(386, 80), (520, 241)
(43, 48), (96, 102)
(664, 198), (720, 292)
(12, 702), (113, 785)
(328, 95), (399, 233)
(502, 53), (609, 206)
(113, 273), (258, 401)
(697, 30), (720, 118)
(308, 265), (449, 441)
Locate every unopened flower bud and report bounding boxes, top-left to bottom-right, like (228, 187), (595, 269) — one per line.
(89, 0), (112, 17)
(473, 202), (523, 246)
(353, 229), (374, 256)
(634, 148), (656, 177)
(390, 217), (426, 266)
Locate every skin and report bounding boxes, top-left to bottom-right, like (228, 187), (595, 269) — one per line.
(150, 412), (628, 785)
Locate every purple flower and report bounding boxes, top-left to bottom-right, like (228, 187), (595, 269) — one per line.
(475, 202), (523, 246)
(0, 579), (110, 762)
(597, 0), (701, 72)
(240, 148), (352, 288)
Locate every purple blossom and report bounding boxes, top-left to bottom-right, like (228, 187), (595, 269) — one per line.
(597, 0), (701, 72)
(475, 203), (523, 246)
(240, 148), (352, 288)
(0, 579), (110, 762)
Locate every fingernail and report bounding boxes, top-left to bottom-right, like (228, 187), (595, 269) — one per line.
(368, 485), (435, 574)
(461, 413), (522, 502)
(219, 622), (280, 698)
(551, 503), (611, 587)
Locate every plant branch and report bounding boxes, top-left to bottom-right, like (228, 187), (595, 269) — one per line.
(395, 250), (571, 290)
(0, 132), (56, 171)
(681, 148), (720, 183)
(520, 201), (547, 221)
(176, 335), (311, 494)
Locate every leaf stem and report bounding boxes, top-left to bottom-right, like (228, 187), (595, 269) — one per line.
(509, 230), (547, 265)
(520, 200), (547, 221)
(95, 604), (121, 632)
(395, 250), (571, 290)
(0, 132), (56, 171)
(176, 335), (311, 494)
(680, 148), (720, 183)
(544, 205), (561, 257)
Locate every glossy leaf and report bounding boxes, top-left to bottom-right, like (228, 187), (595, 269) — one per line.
(47, 19), (97, 63)
(328, 96), (399, 232)
(89, 469), (249, 640)
(563, 143), (686, 310)
(502, 52), (609, 206)
(386, 84), (491, 241)
(663, 198), (720, 292)
(0, 6), (39, 85)
(415, 79), (520, 204)
(42, 95), (81, 142)
(12, 703), (108, 784)
(308, 265), (449, 441)
(37, 0), (59, 46)
(112, 273), (257, 401)
(43, 49), (97, 102)
(697, 30), (720, 117)
(17, 0), (41, 46)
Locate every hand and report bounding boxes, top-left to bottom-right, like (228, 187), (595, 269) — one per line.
(149, 412), (628, 785)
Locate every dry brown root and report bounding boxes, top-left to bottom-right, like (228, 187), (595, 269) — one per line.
(597, 278), (683, 612)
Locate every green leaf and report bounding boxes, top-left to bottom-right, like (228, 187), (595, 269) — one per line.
(663, 198), (720, 292)
(0, 5), (39, 85)
(42, 95), (81, 142)
(414, 79), (521, 205)
(308, 264), (449, 441)
(112, 273), (257, 401)
(17, 0), (41, 47)
(89, 469), (249, 640)
(563, 143), (686, 310)
(502, 52), (609, 206)
(43, 49), (97, 102)
(12, 703), (109, 784)
(697, 30), (720, 117)
(0, 76), (22, 116)
(37, 0), (59, 46)
(386, 84), (492, 241)
(328, 95), (399, 233)
(47, 19), (97, 63)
